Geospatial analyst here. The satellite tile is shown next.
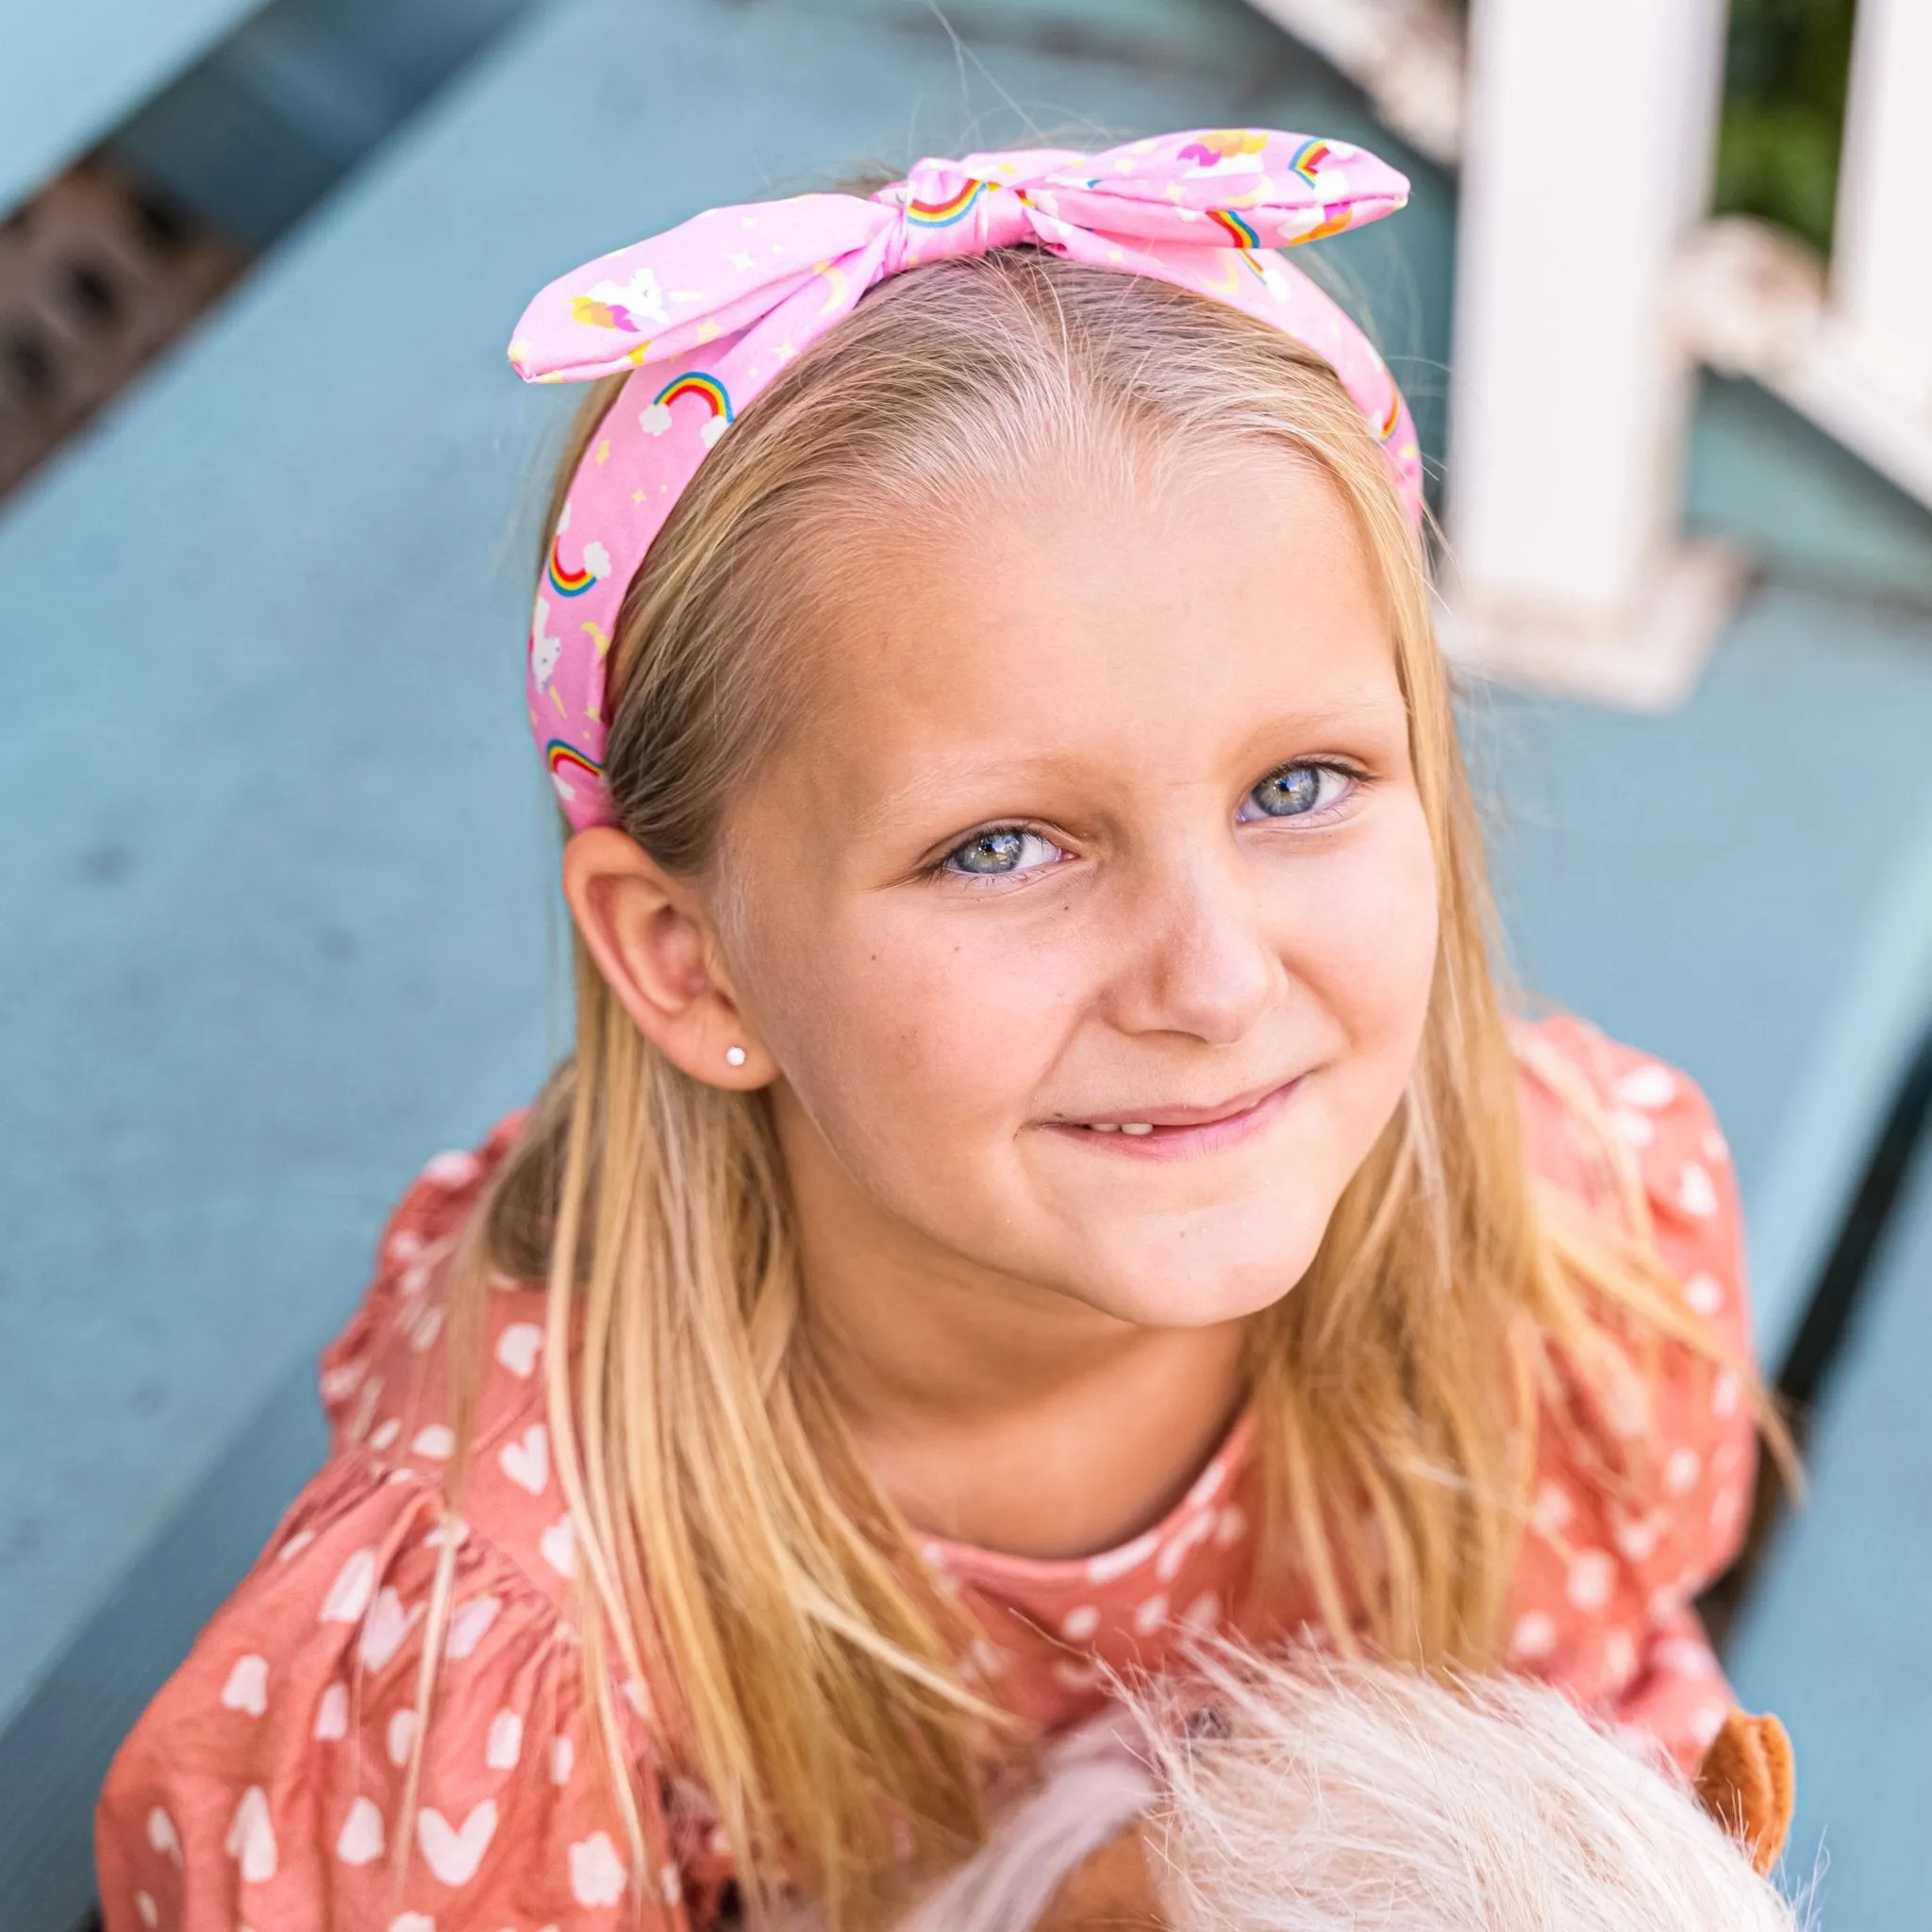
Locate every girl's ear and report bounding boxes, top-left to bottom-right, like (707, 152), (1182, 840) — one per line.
(562, 826), (774, 1089)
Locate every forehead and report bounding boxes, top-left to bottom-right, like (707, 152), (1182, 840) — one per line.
(778, 445), (1404, 811)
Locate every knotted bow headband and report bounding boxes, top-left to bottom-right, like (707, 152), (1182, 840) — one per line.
(508, 128), (1420, 831)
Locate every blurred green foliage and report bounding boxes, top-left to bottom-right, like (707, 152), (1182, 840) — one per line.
(1715, 0), (1858, 253)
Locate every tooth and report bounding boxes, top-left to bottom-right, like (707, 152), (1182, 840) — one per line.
(1089, 1123), (1120, 1133)
(1120, 1123), (1155, 1136)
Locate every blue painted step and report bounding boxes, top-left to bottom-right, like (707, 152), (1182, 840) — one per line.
(1727, 1132), (1932, 1928)
(0, 0), (260, 212)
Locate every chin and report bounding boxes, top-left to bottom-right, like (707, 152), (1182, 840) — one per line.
(1065, 1212), (1327, 1330)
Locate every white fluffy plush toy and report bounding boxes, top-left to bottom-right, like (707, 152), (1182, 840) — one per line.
(879, 1651), (1804, 1932)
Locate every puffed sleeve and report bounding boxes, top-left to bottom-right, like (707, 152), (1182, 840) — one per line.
(1504, 1017), (1760, 1773)
(95, 1457), (691, 1931)
(314, 1112), (530, 1455)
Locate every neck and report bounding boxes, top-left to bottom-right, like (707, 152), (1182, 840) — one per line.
(779, 1098), (1253, 1560)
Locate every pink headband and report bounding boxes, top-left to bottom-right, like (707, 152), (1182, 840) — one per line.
(508, 128), (1420, 831)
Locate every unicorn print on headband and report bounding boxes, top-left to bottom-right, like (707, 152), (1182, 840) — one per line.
(507, 128), (1422, 831)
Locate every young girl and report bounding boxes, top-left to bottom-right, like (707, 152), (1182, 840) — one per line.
(98, 129), (1774, 1932)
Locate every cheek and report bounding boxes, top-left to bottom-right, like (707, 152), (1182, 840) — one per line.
(739, 891), (1081, 1152)
(1292, 799), (1441, 1058)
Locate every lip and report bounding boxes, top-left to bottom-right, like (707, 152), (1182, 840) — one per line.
(1040, 1074), (1304, 1158)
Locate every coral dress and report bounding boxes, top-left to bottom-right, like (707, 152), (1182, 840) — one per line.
(97, 1016), (1758, 1931)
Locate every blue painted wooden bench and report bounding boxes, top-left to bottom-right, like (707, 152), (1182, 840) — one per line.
(0, 0), (263, 212)
(1727, 1129), (1932, 1927)
(3, 0), (1929, 1924)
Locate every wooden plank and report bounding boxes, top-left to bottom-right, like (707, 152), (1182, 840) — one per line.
(1728, 1138), (1932, 1925)
(0, 0), (261, 213)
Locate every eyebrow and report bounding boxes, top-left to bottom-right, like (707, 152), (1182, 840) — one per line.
(845, 687), (1407, 839)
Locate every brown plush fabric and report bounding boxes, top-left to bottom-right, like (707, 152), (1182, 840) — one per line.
(1035, 1827), (1164, 1930)
(1695, 1710), (1796, 1875)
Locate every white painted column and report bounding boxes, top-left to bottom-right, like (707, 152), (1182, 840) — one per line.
(1830, 0), (1932, 413)
(1446, 0), (1736, 705)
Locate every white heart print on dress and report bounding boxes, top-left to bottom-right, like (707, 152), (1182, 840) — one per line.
(314, 1681), (349, 1741)
(1677, 1162), (1719, 1219)
(416, 1799), (498, 1885)
(147, 1807), (181, 1862)
(487, 1708), (524, 1771)
(221, 1654), (269, 1716)
(495, 1323), (542, 1377)
(540, 1515), (575, 1577)
(358, 1588), (417, 1670)
(336, 1796), (385, 1866)
(445, 1594), (501, 1660)
(500, 1424), (549, 1495)
(1613, 1062), (1677, 1110)
(571, 1831), (627, 1907)
(225, 1785), (277, 1884)
(320, 1549), (377, 1624)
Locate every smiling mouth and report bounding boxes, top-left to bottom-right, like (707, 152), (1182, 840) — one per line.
(1044, 1076), (1304, 1154)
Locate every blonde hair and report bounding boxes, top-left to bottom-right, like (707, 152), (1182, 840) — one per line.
(425, 249), (1769, 1923)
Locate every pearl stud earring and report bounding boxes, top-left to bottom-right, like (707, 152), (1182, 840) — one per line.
(724, 1045), (748, 1068)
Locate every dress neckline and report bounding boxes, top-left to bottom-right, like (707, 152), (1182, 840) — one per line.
(914, 1407), (1257, 1591)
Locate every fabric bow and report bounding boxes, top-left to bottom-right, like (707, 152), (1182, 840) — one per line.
(509, 129), (1420, 831)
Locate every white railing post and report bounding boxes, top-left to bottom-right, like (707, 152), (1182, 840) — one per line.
(1445, 0), (1738, 707)
(1671, 0), (1932, 514)
(1830, 0), (1932, 414)
(1236, 0), (1932, 561)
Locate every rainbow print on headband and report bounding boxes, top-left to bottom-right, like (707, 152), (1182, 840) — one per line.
(907, 178), (986, 227)
(1378, 385), (1403, 443)
(653, 371), (734, 424)
(546, 740), (604, 790)
(1290, 139), (1331, 185)
(547, 537), (598, 597)
(1208, 208), (1262, 248)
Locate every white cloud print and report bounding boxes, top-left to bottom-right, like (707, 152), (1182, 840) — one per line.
(581, 540), (611, 580)
(641, 397), (729, 447)
(588, 265), (667, 330)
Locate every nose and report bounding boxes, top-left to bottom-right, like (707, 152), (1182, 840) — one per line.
(1105, 841), (1286, 1048)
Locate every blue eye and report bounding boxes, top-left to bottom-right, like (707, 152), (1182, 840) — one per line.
(1240, 762), (1348, 822)
(941, 828), (1062, 877)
